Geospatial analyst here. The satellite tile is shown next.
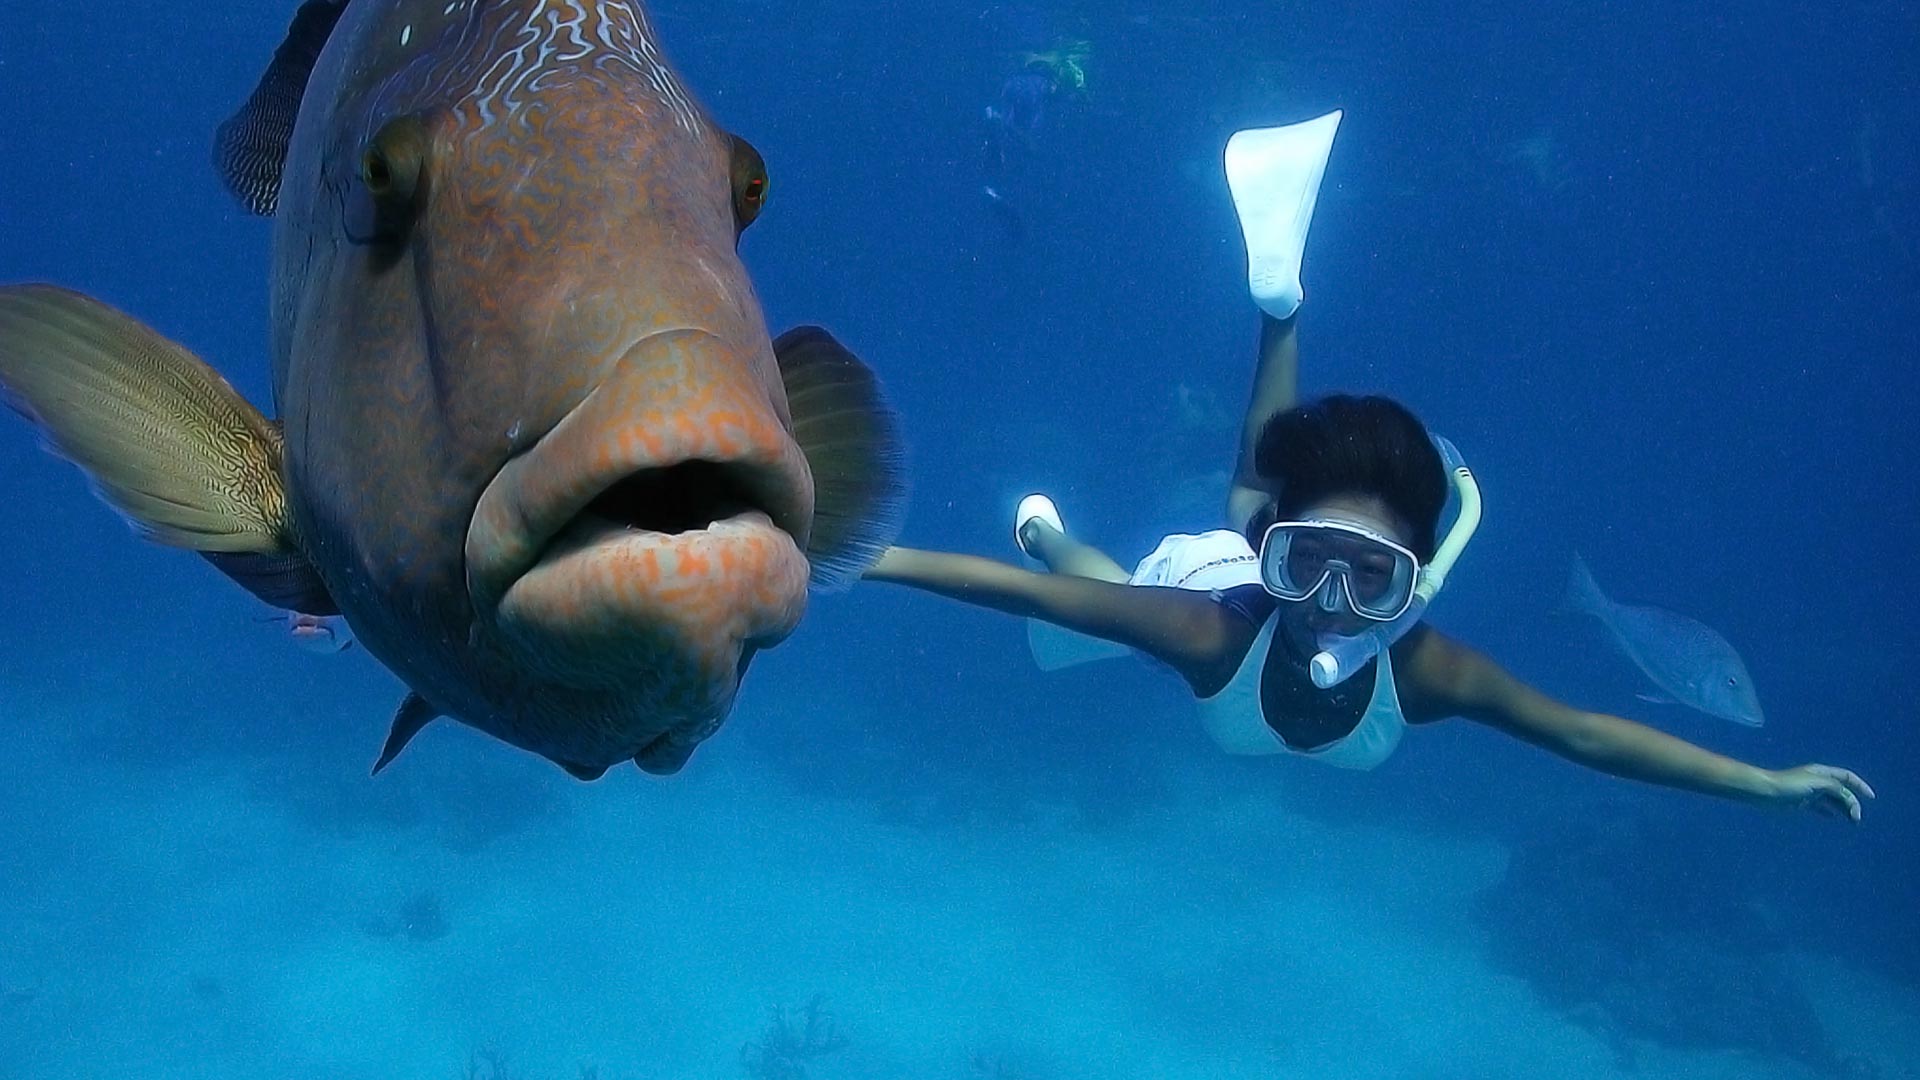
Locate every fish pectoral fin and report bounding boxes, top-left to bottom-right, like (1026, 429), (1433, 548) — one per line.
(1635, 692), (1679, 706)
(0, 286), (298, 557)
(772, 326), (908, 592)
(205, 550), (339, 615)
(559, 761), (610, 782)
(213, 0), (349, 215)
(371, 693), (441, 775)
(200, 421), (337, 612)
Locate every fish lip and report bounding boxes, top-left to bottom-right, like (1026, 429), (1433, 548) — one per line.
(512, 449), (809, 590)
(471, 448), (809, 616)
(538, 504), (792, 570)
(491, 506), (810, 687)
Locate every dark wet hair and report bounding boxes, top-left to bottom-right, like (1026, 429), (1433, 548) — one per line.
(1251, 395), (1448, 561)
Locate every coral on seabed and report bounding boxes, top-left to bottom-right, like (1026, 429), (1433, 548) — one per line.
(740, 995), (850, 1080)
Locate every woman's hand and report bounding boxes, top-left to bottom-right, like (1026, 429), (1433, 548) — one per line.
(1762, 765), (1876, 821)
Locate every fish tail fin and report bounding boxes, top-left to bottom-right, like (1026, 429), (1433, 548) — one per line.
(212, 0), (349, 215)
(773, 326), (909, 592)
(0, 285), (326, 607)
(1562, 552), (1609, 618)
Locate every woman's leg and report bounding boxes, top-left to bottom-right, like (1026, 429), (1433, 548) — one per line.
(1013, 313), (1295, 574)
(1017, 515), (1129, 583)
(1220, 109), (1341, 536)
(1226, 311), (1299, 536)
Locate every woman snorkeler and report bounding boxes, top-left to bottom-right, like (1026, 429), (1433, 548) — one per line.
(865, 111), (1875, 821)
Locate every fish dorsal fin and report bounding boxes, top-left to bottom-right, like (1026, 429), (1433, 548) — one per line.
(372, 692), (440, 775)
(771, 326), (908, 591)
(213, 0), (350, 215)
(1560, 552), (1610, 618)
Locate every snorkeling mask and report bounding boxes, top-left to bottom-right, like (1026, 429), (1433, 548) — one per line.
(1257, 435), (1483, 688)
(1257, 519), (1420, 622)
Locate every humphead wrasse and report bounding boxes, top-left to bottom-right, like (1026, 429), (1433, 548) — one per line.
(0, 0), (907, 779)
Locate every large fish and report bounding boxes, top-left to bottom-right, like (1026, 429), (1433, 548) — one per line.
(0, 0), (906, 779)
(1565, 555), (1765, 727)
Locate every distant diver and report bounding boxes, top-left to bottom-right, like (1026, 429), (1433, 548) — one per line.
(980, 41), (1090, 242)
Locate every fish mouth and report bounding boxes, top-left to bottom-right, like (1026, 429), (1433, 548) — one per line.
(466, 330), (816, 687)
(475, 456), (813, 695)
(577, 458), (785, 539)
(520, 454), (811, 625)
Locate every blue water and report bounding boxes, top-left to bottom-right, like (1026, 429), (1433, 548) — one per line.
(1, 1), (1915, 1077)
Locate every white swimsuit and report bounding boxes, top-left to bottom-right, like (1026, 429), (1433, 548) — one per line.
(1130, 530), (1407, 771)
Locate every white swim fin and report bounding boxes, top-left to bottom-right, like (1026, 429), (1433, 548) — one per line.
(1013, 493), (1129, 671)
(1027, 619), (1129, 672)
(1014, 493), (1063, 567)
(1224, 109), (1343, 321)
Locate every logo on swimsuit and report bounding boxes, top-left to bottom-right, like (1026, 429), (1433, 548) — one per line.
(1174, 553), (1257, 589)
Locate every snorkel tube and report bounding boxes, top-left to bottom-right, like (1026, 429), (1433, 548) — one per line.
(1309, 436), (1483, 689)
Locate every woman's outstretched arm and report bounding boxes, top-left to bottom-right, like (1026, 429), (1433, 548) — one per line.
(1400, 629), (1876, 820)
(864, 547), (1241, 693)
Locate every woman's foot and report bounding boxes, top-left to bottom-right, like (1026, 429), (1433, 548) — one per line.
(1014, 493), (1066, 563)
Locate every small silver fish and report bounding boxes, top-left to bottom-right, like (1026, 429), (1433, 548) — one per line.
(259, 611), (354, 654)
(1565, 554), (1765, 727)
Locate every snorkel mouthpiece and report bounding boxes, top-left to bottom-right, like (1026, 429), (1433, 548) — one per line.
(1308, 643), (1352, 689)
(1309, 436), (1483, 688)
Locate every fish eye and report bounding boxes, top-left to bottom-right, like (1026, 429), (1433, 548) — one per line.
(360, 116), (427, 199)
(728, 134), (769, 234)
(350, 115), (430, 249)
(360, 149), (396, 194)
(359, 152), (393, 201)
(1726, 676), (1739, 687)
